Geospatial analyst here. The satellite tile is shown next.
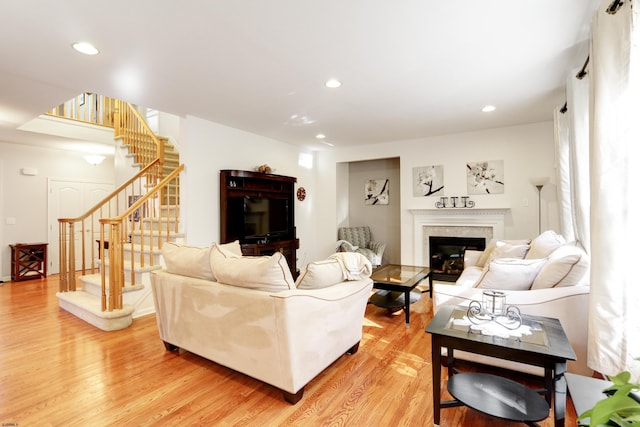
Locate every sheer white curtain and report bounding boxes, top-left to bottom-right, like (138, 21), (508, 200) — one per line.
(588, 0), (640, 378)
(553, 108), (575, 242)
(566, 70), (591, 251)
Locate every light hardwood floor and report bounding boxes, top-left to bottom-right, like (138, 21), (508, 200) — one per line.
(0, 276), (578, 426)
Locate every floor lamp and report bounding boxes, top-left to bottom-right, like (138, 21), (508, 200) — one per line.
(531, 177), (550, 235)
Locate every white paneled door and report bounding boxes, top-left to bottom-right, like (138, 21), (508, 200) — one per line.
(48, 179), (113, 275)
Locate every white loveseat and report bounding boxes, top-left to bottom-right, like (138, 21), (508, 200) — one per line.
(433, 230), (592, 375)
(150, 241), (373, 403)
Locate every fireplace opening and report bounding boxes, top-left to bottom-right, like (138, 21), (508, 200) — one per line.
(429, 236), (486, 282)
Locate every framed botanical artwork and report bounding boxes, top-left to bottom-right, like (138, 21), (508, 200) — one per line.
(466, 160), (505, 194)
(413, 165), (444, 197)
(365, 179), (389, 205)
(128, 195), (145, 222)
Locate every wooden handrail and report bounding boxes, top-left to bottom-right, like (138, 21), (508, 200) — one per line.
(58, 160), (162, 224)
(58, 161), (163, 293)
(56, 93), (181, 313)
(99, 165), (184, 311)
(48, 95), (165, 168)
(47, 93), (117, 127)
(114, 101), (165, 167)
(103, 165), (183, 225)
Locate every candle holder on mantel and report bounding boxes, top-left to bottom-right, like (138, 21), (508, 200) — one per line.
(435, 196), (475, 209)
(466, 290), (522, 330)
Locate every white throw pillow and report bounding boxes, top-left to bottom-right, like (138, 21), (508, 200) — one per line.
(210, 252), (295, 292)
(530, 249), (578, 289)
(476, 258), (546, 290)
(295, 259), (345, 289)
(490, 241), (530, 261)
(162, 242), (215, 281)
(531, 245), (589, 289)
(526, 230), (566, 259)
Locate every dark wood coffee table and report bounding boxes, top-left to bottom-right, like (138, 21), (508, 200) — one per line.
(426, 305), (576, 427)
(369, 264), (431, 327)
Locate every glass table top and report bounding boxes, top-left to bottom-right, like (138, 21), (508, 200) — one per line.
(446, 307), (549, 347)
(370, 264), (431, 287)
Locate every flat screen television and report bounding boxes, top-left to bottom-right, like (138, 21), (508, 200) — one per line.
(227, 196), (291, 242)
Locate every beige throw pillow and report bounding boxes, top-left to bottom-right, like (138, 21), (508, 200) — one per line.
(210, 252), (295, 292)
(526, 230), (566, 259)
(296, 259), (345, 289)
(162, 242), (215, 281)
(209, 242), (242, 280)
(477, 246), (495, 268)
(219, 240), (243, 256)
(478, 239), (530, 267)
(490, 241), (530, 261)
(476, 258), (546, 290)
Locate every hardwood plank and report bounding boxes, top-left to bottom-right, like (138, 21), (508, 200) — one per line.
(0, 276), (578, 426)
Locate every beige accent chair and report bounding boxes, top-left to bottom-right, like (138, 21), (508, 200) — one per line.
(337, 226), (386, 267)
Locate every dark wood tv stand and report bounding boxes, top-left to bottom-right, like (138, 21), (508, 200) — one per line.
(240, 238), (300, 277)
(220, 170), (299, 277)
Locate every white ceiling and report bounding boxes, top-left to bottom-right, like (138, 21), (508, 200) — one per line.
(0, 0), (600, 152)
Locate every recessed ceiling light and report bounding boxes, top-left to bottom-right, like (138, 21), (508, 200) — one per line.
(482, 105), (496, 113)
(321, 141), (334, 147)
(72, 42), (99, 55)
(286, 114), (315, 126)
(325, 79), (342, 89)
(315, 133), (326, 139)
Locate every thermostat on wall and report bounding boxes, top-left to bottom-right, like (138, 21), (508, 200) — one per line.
(21, 168), (38, 176)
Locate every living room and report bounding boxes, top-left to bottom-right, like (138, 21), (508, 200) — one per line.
(1, 0), (639, 424)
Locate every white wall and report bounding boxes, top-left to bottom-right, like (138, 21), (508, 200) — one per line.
(179, 119), (558, 269)
(179, 116), (320, 267)
(322, 121), (559, 265)
(343, 158), (401, 264)
(1, 118), (558, 279)
(0, 143), (114, 280)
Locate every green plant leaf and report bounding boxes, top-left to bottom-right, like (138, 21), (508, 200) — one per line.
(578, 368), (640, 426)
(587, 393), (640, 425)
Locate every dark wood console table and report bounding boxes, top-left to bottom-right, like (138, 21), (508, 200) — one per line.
(9, 242), (48, 281)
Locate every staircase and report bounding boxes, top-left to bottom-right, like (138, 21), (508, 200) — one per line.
(54, 97), (184, 331)
(57, 204), (183, 330)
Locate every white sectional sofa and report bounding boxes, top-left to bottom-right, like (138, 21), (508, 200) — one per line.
(150, 242), (373, 403)
(432, 230), (592, 376)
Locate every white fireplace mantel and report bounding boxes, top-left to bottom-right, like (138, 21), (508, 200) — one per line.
(411, 208), (509, 266)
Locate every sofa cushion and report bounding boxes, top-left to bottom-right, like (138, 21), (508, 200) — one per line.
(475, 258), (546, 290)
(526, 230), (566, 259)
(210, 251), (296, 292)
(295, 259), (345, 289)
(531, 245), (589, 289)
(162, 242), (215, 281)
